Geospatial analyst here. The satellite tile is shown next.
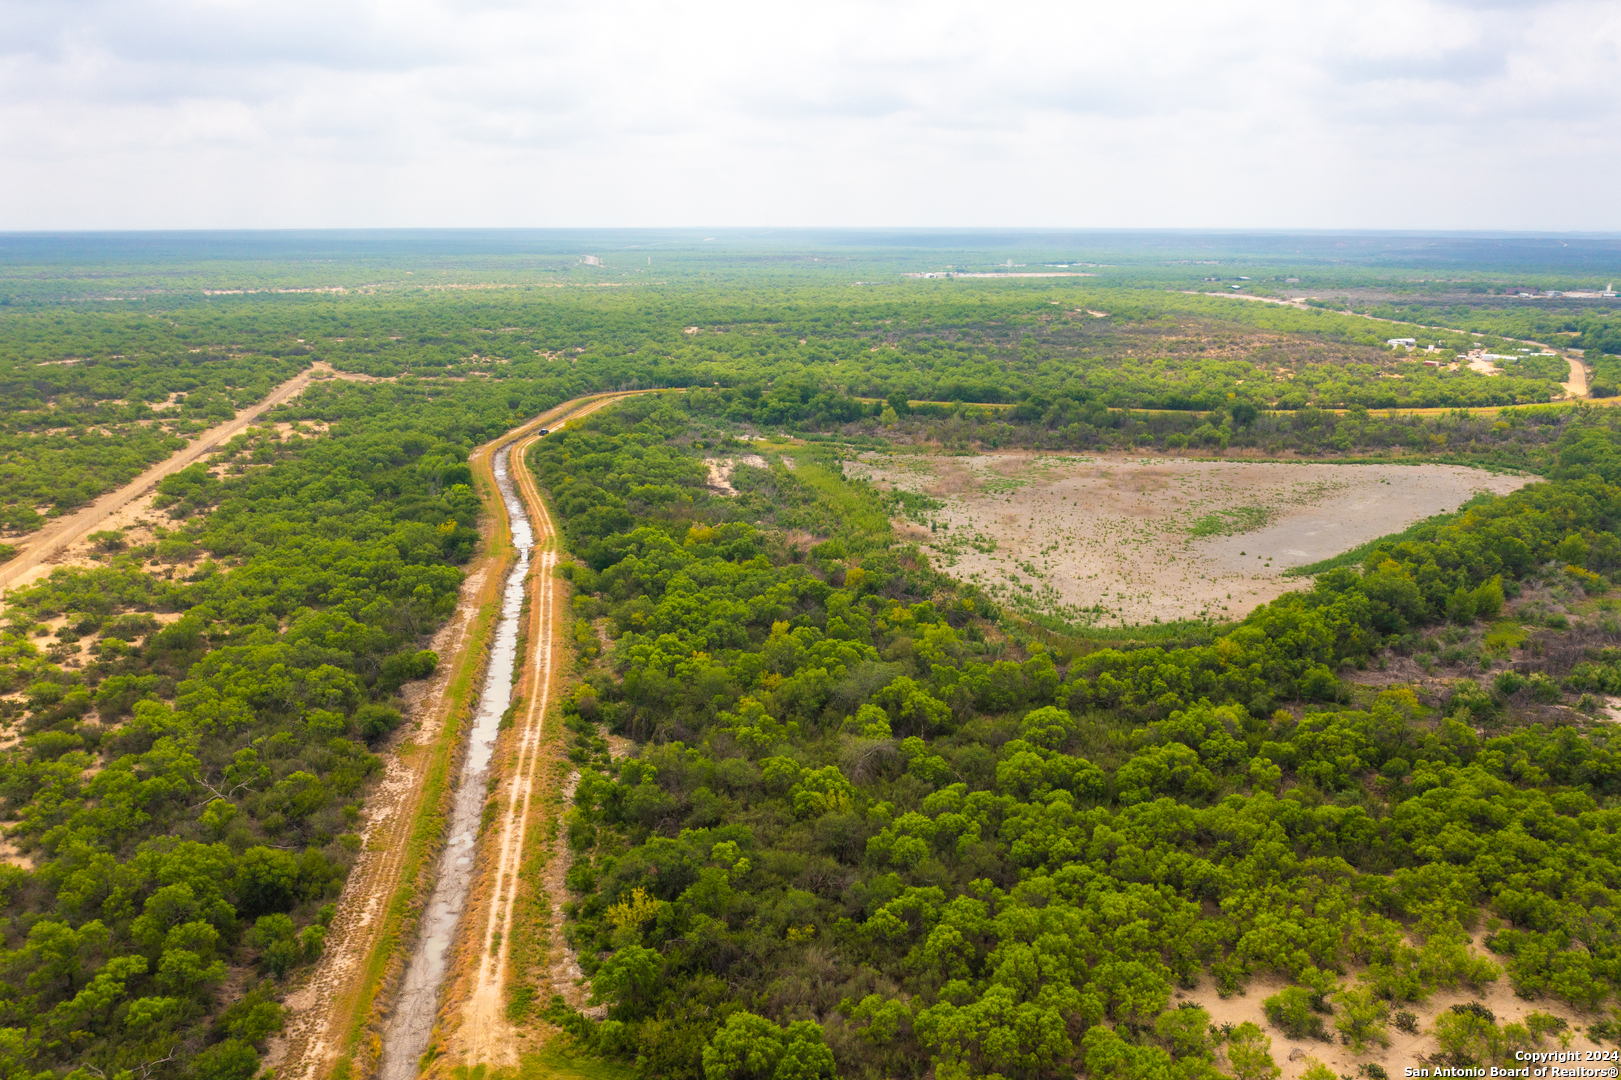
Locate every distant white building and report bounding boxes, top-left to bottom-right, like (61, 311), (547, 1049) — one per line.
(1387, 338), (1417, 347)
(582, 255), (602, 266)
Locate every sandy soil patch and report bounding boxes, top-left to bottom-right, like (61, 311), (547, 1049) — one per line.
(849, 452), (1530, 626)
(599, 722), (632, 761)
(0, 490), (178, 618)
(1594, 696), (1621, 725)
(0, 834), (35, 871)
(706, 454), (768, 496)
(1182, 936), (1593, 1080)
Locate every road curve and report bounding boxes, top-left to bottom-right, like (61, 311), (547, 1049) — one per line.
(452, 391), (626, 1064)
(1192, 290), (1597, 402)
(271, 389), (647, 1080)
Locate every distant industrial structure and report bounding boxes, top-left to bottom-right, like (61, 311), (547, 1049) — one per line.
(1514, 283), (1615, 299)
(1557, 282), (1618, 299)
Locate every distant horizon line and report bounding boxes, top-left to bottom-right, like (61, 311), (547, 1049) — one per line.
(3, 226), (1621, 239)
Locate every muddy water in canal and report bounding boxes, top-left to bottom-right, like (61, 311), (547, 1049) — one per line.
(379, 445), (532, 1080)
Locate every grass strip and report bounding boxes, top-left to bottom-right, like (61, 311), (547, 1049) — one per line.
(777, 454), (893, 543)
(333, 592), (503, 1077)
(503, 1046), (638, 1080)
(331, 436), (522, 1079)
(1188, 505), (1276, 538)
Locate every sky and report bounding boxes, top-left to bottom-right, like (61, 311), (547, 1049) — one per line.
(1, 0), (1618, 231)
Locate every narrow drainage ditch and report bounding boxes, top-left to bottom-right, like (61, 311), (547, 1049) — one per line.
(379, 444), (532, 1080)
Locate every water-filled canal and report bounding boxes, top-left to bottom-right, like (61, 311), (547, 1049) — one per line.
(379, 444), (532, 1080)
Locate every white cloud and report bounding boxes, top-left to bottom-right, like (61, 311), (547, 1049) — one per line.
(0, 0), (1617, 228)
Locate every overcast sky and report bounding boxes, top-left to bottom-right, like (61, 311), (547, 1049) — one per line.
(1, 0), (1616, 231)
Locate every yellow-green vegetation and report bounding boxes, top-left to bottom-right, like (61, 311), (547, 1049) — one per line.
(527, 394), (1621, 1080)
(335, 593), (505, 1077)
(1188, 505), (1276, 537)
(501, 1046), (638, 1080)
(5, 234), (1621, 1080)
(779, 456), (892, 540)
(1483, 619), (1529, 653)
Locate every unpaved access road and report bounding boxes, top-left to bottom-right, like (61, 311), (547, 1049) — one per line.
(1565, 353), (1589, 397)
(270, 391), (644, 1080)
(1194, 290), (1595, 400)
(442, 392), (626, 1069)
(0, 361), (370, 597)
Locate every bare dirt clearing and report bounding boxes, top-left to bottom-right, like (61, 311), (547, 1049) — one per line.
(849, 452), (1530, 626)
(1181, 935), (1589, 1080)
(705, 453), (767, 495)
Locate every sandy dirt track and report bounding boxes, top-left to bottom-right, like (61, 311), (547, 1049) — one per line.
(1565, 355), (1589, 397)
(445, 392), (625, 1068)
(270, 554), (497, 1080)
(850, 452), (1530, 625)
(1195, 290), (1596, 401)
(0, 361), (372, 596)
(267, 391), (647, 1080)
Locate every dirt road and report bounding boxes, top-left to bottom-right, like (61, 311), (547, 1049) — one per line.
(447, 392), (625, 1067)
(269, 390), (644, 1080)
(271, 548), (501, 1080)
(1193, 290), (1595, 401)
(1564, 354), (1589, 397)
(0, 361), (365, 597)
